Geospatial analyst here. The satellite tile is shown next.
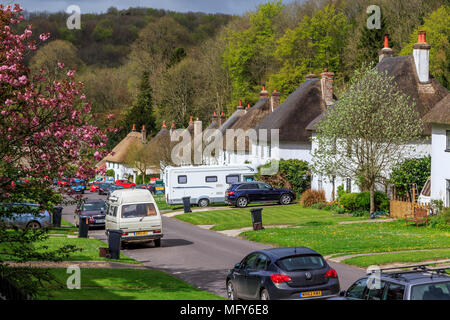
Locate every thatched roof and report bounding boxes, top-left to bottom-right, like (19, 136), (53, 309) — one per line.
(257, 79), (324, 142)
(103, 130), (144, 164)
(423, 94), (450, 125)
(307, 55), (449, 134)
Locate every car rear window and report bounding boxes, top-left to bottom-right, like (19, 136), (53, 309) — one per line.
(121, 203), (157, 218)
(410, 281), (450, 300)
(83, 202), (105, 211)
(276, 255), (326, 271)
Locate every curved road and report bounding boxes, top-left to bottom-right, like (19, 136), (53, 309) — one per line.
(63, 192), (366, 298)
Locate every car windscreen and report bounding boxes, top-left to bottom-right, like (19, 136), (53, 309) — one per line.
(83, 202), (105, 212)
(410, 281), (450, 300)
(121, 203), (157, 219)
(276, 254), (326, 271)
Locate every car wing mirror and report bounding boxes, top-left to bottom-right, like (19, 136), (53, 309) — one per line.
(339, 290), (346, 297)
(234, 263), (241, 269)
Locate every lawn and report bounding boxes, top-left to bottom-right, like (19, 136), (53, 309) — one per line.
(175, 204), (363, 230)
(0, 236), (139, 264)
(37, 268), (223, 300)
(241, 220), (450, 256)
(341, 248), (450, 267)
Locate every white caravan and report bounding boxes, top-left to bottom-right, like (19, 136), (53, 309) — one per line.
(163, 165), (257, 207)
(105, 189), (163, 247)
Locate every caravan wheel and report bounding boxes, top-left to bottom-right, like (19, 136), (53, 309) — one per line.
(198, 199), (210, 207)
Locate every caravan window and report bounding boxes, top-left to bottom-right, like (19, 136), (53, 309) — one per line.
(205, 176), (218, 183)
(226, 175), (240, 184)
(178, 175), (187, 184)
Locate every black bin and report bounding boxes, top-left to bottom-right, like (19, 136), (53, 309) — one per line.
(250, 208), (264, 231)
(52, 206), (63, 227)
(78, 216), (89, 238)
(107, 229), (122, 260)
(182, 196), (192, 213)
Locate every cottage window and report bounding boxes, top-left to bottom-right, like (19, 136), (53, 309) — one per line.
(446, 130), (450, 151)
(346, 178), (352, 193)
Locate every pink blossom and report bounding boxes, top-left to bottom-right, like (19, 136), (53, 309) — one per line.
(57, 62), (64, 69)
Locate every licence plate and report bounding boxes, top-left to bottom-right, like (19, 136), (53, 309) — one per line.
(299, 291), (322, 298)
(155, 187), (164, 190)
(95, 219), (104, 223)
(135, 231), (148, 236)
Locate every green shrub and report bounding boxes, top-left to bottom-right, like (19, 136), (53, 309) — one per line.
(299, 189), (326, 207)
(390, 156), (431, 197)
(339, 193), (359, 211)
(332, 206), (347, 214)
(352, 209), (370, 217)
(355, 191), (389, 212)
(311, 202), (327, 210)
(106, 169), (115, 177)
(337, 184), (347, 200)
(428, 207), (450, 229)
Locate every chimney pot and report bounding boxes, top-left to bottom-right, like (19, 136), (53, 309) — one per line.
(189, 116), (193, 123)
(379, 34), (393, 62)
(237, 100), (244, 110)
(270, 90), (281, 111)
(162, 121), (167, 129)
(132, 124), (136, 131)
(260, 86), (268, 97)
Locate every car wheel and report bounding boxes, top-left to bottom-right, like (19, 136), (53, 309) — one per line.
(154, 239), (161, 247)
(280, 194), (292, 205)
(26, 221), (41, 230)
(227, 280), (238, 300)
(236, 197), (248, 208)
(198, 199), (209, 207)
(260, 288), (270, 300)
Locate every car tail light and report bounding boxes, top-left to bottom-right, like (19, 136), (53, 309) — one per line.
(227, 191), (234, 196)
(325, 268), (338, 278)
(153, 229), (161, 234)
(270, 273), (292, 284)
(122, 232), (128, 236)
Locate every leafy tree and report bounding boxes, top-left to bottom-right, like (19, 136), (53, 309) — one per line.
(312, 64), (423, 213)
(390, 156), (431, 197)
(269, 3), (349, 97)
(124, 143), (154, 183)
(356, 13), (390, 66)
(400, 5), (450, 89)
(29, 39), (83, 83)
(92, 18), (114, 42)
(222, 1), (283, 105)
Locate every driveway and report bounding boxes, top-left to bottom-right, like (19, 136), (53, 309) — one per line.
(63, 192), (366, 298)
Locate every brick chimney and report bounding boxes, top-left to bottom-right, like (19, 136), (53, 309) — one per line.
(170, 121), (175, 135)
(162, 121), (167, 129)
(413, 30), (431, 83)
(320, 68), (334, 108)
(220, 112), (226, 125)
(379, 34), (394, 62)
(211, 111), (218, 124)
(141, 125), (146, 143)
(271, 90), (281, 112)
(260, 85), (268, 98)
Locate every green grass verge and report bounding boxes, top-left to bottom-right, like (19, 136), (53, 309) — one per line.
(175, 205), (363, 231)
(241, 220), (450, 256)
(0, 237), (139, 264)
(341, 249), (450, 267)
(37, 268), (224, 300)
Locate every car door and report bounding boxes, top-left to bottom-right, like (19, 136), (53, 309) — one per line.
(245, 184), (261, 202)
(246, 254), (270, 299)
(233, 253), (258, 299)
(257, 183), (277, 201)
(345, 278), (368, 300)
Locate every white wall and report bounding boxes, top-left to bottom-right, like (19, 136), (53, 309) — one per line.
(430, 124), (450, 206)
(106, 161), (135, 182)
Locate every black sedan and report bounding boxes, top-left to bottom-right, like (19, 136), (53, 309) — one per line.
(74, 199), (106, 228)
(225, 182), (296, 208)
(98, 183), (115, 195)
(226, 247), (340, 300)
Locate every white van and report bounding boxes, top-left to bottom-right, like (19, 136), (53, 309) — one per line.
(163, 165), (256, 207)
(105, 189), (163, 247)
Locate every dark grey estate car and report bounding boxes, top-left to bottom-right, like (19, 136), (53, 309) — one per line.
(333, 265), (450, 300)
(226, 247), (340, 300)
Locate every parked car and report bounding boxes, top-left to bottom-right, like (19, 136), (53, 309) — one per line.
(70, 179), (85, 194)
(58, 178), (70, 187)
(332, 265), (450, 300)
(106, 184), (125, 197)
(74, 199), (107, 228)
(0, 203), (51, 229)
(225, 182), (295, 208)
(98, 183), (114, 195)
(115, 179), (136, 189)
(89, 181), (101, 192)
(226, 247), (339, 300)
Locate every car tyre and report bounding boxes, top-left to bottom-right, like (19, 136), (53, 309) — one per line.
(198, 199), (209, 207)
(260, 288), (270, 300)
(236, 197), (248, 208)
(280, 194), (292, 205)
(26, 221), (41, 230)
(227, 280), (238, 300)
(154, 239), (161, 247)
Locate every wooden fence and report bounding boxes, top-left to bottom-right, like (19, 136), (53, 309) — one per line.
(390, 199), (430, 219)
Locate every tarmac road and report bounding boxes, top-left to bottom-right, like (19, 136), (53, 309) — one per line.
(63, 191), (366, 298)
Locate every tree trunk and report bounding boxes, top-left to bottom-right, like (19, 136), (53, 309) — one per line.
(370, 183), (375, 213)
